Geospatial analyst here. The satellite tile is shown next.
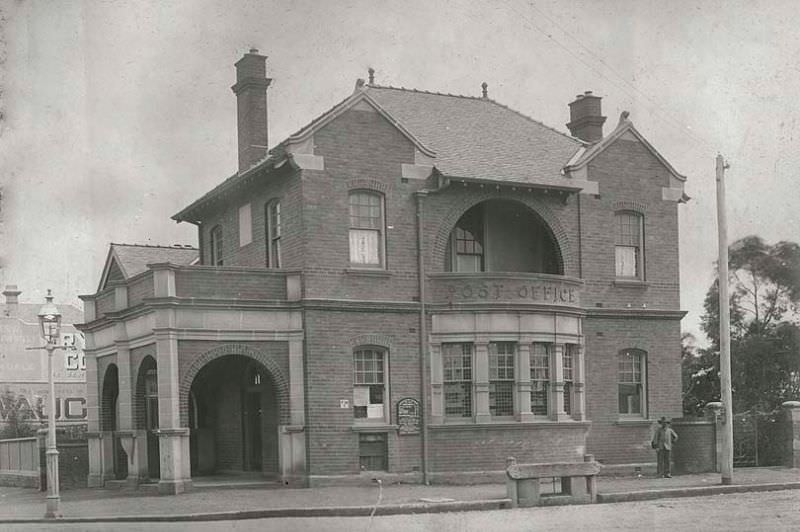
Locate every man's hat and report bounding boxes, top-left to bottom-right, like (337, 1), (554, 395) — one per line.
(658, 416), (670, 425)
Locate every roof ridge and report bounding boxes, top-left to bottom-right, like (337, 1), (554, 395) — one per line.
(367, 84), (487, 101)
(367, 85), (585, 145)
(111, 242), (198, 250)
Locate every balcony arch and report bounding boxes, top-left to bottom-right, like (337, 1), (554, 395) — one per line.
(437, 197), (567, 275)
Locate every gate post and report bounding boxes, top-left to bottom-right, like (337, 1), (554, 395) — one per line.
(782, 401), (800, 468)
(705, 402), (723, 473)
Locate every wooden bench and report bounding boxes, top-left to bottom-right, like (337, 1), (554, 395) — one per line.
(505, 455), (602, 507)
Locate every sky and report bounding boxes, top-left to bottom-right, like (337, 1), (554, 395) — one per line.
(1, 0), (799, 343)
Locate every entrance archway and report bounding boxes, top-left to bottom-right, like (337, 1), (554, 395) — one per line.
(188, 355), (280, 476)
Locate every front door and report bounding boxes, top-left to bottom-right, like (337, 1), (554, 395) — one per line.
(245, 390), (262, 471)
(144, 368), (160, 479)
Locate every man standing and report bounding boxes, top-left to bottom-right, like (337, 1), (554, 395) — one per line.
(652, 417), (679, 478)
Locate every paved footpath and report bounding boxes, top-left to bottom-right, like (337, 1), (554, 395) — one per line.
(0, 467), (797, 523)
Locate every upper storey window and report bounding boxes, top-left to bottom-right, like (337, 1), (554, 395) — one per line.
(446, 200), (562, 274)
(210, 225), (223, 266)
(266, 200), (281, 268)
(615, 212), (643, 279)
(349, 191), (385, 268)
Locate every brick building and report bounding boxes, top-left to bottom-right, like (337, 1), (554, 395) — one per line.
(78, 50), (688, 494)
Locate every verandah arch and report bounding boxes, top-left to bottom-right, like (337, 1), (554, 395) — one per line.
(178, 343), (291, 427)
(430, 191), (576, 276)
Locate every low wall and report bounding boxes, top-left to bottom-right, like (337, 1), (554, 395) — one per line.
(0, 432), (88, 490)
(671, 418), (716, 474)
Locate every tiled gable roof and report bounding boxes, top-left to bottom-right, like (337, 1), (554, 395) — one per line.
(364, 86), (583, 184)
(99, 243), (198, 291)
(174, 83), (589, 221)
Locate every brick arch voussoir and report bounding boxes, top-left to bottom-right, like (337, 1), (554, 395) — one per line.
(430, 190), (576, 275)
(179, 344), (291, 427)
(348, 334), (394, 349)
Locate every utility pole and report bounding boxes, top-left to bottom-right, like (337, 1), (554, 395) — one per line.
(715, 154), (734, 485)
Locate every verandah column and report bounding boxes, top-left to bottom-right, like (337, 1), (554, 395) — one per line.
(551, 344), (570, 421)
(115, 341), (145, 485)
(154, 328), (191, 494)
(85, 348), (109, 487)
(517, 342), (534, 422)
(572, 343), (586, 421)
(474, 338), (491, 423)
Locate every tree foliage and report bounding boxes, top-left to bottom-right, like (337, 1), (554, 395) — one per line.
(692, 236), (800, 415)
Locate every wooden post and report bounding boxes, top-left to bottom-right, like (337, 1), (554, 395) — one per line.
(716, 154), (734, 485)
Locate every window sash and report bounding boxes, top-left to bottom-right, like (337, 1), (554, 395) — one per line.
(349, 229), (380, 265)
(349, 192), (382, 229)
(489, 342), (515, 380)
(618, 351), (645, 415)
(530, 343), (550, 416)
(443, 343), (473, 417)
(615, 246), (639, 277)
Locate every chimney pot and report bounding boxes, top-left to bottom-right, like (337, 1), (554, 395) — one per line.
(3, 284), (21, 315)
(249, 47), (259, 53)
(566, 90), (606, 143)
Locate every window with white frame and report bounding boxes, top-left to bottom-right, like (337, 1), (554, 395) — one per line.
(349, 191), (385, 267)
(210, 225), (223, 266)
(615, 212), (643, 279)
(488, 342), (515, 416)
(238, 203), (252, 247)
(266, 200), (281, 268)
(618, 349), (646, 416)
(530, 343), (550, 416)
(563, 344), (575, 416)
(442, 343), (473, 418)
(353, 348), (386, 420)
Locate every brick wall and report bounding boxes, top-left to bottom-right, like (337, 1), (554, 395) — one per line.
(199, 166), (302, 270)
(672, 419), (716, 473)
(583, 315), (683, 464)
(429, 423), (588, 473)
(127, 273), (154, 307)
(304, 308), (422, 476)
(579, 137), (680, 310)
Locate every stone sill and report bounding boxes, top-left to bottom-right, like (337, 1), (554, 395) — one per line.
(430, 421), (591, 431)
(613, 279), (649, 288)
(351, 424), (398, 432)
(345, 268), (392, 277)
(614, 419), (653, 427)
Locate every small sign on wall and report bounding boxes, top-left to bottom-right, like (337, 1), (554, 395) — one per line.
(397, 397), (421, 435)
(340, 399), (350, 409)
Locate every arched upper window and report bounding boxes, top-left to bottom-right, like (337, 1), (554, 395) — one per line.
(265, 200), (281, 268)
(447, 200), (561, 274)
(615, 211), (644, 279)
(209, 225), (223, 266)
(348, 191), (385, 268)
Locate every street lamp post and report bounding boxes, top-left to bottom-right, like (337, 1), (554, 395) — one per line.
(36, 290), (63, 519)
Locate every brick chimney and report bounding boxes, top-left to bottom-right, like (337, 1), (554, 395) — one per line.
(3, 284), (21, 316)
(566, 91), (606, 143)
(231, 49), (272, 172)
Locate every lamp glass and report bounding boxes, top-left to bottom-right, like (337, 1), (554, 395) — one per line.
(37, 291), (62, 344)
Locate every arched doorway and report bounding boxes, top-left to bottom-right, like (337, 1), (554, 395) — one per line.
(135, 356), (160, 480)
(101, 364), (126, 480)
(188, 355), (279, 477)
(445, 199), (563, 274)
